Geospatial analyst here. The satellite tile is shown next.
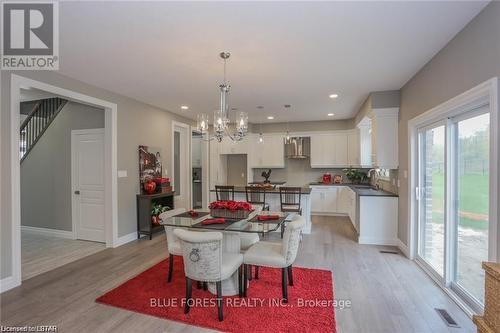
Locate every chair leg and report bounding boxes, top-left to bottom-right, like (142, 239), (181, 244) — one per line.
(167, 254), (174, 283)
(203, 282), (208, 291)
(255, 266), (259, 279)
(287, 265), (293, 286)
(216, 281), (223, 321)
(248, 265), (252, 281)
(196, 281), (202, 289)
(281, 267), (288, 303)
(185, 277), (192, 314)
(281, 223), (285, 239)
(243, 265), (248, 297)
(238, 266), (243, 297)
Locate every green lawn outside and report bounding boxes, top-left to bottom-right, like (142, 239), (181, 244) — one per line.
(430, 172), (489, 230)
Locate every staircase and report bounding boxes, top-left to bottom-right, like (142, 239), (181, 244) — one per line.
(20, 97), (68, 162)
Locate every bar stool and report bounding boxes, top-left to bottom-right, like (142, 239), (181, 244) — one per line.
(215, 185), (235, 201)
(245, 186), (269, 211)
(279, 187), (302, 238)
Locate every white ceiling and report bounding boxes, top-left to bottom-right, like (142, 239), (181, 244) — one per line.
(58, 1), (488, 123)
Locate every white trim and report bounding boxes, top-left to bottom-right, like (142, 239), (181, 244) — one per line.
(21, 226), (76, 239)
(397, 238), (410, 258)
(171, 121), (192, 210)
(0, 276), (17, 294)
(5, 74), (119, 293)
(114, 232), (138, 247)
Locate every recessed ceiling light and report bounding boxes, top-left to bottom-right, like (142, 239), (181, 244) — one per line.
(181, 105), (189, 110)
(329, 94), (339, 99)
(267, 116), (274, 120)
(327, 113), (334, 116)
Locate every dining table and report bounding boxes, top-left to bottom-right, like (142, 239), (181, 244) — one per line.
(160, 209), (291, 296)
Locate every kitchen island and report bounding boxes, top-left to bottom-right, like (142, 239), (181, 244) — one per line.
(309, 183), (399, 245)
(209, 186), (312, 234)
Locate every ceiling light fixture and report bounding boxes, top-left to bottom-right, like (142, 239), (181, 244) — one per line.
(329, 94), (339, 99)
(267, 116), (274, 120)
(196, 52), (248, 142)
(181, 105), (189, 110)
(327, 113), (334, 116)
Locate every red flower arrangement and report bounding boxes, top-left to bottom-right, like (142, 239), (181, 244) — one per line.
(209, 200), (253, 211)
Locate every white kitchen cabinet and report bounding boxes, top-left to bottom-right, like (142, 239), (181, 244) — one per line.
(347, 130), (360, 167)
(310, 133), (349, 168)
(249, 134), (285, 168)
(310, 186), (340, 214)
(370, 108), (399, 169)
(310, 134), (335, 167)
(218, 137), (249, 155)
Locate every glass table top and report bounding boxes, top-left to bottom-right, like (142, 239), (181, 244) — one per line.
(160, 210), (290, 234)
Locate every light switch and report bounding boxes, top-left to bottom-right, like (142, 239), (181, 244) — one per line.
(118, 170), (128, 178)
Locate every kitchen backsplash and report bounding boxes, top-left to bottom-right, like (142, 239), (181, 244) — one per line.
(252, 158), (369, 186)
(252, 158), (399, 194)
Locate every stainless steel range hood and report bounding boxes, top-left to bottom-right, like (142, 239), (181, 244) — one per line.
(285, 137), (310, 159)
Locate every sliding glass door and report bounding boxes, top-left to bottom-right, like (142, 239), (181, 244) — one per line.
(451, 111), (490, 308)
(417, 124), (446, 279)
(416, 106), (490, 311)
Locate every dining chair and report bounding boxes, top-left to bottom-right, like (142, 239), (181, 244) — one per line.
(245, 186), (269, 211)
(239, 232), (260, 280)
(174, 228), (243, 321)
(279, 187), (302, 238)
(242, 215), (305, 303)
(159, 208), (187, 283)
(215, 185), (235, 201)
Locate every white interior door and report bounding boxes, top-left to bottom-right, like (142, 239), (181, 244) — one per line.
(173, 122), (191, 209)
(72, 129), (105, 243)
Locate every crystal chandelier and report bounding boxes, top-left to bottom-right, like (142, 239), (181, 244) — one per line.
(196, 52), (248, 142)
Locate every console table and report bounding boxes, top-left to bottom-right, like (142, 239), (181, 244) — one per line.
(136, 189), (175, 239)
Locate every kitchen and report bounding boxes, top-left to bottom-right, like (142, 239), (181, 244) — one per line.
(206, 97), (400, 245)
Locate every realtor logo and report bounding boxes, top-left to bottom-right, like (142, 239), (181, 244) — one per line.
(1, 1), (59, 70)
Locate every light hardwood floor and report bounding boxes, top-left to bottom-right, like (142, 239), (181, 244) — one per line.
(2, 216), (475, 333)
(21, 231), (106, 280)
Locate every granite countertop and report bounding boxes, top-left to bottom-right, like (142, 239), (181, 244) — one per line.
(309, 182), (398, 197)
(210, 186), (312, 194)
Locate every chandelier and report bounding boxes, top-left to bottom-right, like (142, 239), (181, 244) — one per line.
(196, 52), (248, 142)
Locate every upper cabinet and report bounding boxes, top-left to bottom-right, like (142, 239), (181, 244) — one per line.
(371, 108), (399, 169)
(249, 134), (285, 168)
(310, 130), (358, 168)
(218, 137), (249, 155)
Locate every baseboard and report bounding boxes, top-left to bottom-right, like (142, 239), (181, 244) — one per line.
(21, 225), (75, 239)
(0, 276), (19, 293)
(397, 238), (410, 258)
(311, 212), (348, 217)
(358, 236), (398, 246)
(114, 232), (137, 247)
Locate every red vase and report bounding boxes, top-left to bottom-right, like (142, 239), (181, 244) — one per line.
(144, 180), (156, 194)
(151, 215), (160, 225)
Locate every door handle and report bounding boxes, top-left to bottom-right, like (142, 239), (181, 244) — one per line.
(74, 190), (80, 195)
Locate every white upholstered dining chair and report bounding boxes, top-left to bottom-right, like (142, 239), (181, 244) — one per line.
(159, 208), (187, 282)
(174, 228), (243, 321)
(242, 215), (305, 302)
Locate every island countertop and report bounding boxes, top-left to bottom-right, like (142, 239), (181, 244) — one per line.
(210, 186), (312, 195)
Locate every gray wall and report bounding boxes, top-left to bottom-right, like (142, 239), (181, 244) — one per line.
(354, 90), (401, 125)
(21, 102), (104, 231)
(398, 1), (500, 246)
(1, 70), (194, 279)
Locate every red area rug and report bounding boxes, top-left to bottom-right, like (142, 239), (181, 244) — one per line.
(96, 256), (336, 332)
